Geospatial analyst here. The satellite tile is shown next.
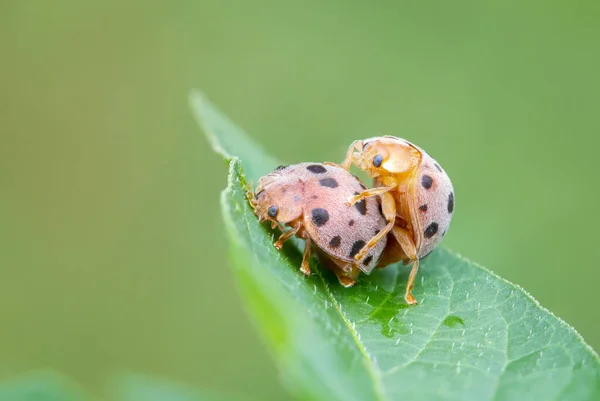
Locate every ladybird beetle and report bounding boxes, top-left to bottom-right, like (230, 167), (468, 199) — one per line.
(341, 136), (454, 304)
(247, 162), (388, 287)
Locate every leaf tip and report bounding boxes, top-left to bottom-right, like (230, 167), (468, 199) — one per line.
(188, 89), (231, 160)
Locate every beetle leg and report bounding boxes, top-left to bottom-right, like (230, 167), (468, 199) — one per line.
(245, 181), (257, 210)
(335, 264), (360, 287)
(299, 235), (312, 276)
(341, 140), (363, 170)
(390, 226), (419, 305)
(245, 180), (254, 196)
(274, 224), (300, 250)
(347, 184), (396, 206)
(354, 191), (396, 261)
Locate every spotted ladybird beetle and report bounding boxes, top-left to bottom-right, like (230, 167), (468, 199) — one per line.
(248, 162), (388, 287)
(341, 136), (455, 304)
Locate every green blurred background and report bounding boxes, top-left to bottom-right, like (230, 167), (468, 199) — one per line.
(1, 1), (599, 400)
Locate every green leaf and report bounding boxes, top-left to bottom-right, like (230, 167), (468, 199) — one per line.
(189, 90), (600, 401)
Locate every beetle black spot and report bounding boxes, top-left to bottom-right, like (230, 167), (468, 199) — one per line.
(348, 219), (355, 227)
(306, 164), (327, 174)
(349, 240), (366, 258)
(319, 178), (338, 188)
(329, 236), (342, 248)
(434, 163), (442, 172)
(419, 204), (428, 212)
(421, 175), (433, 189)
(424, 222), (439, 238)
(447, 192), (454, 213)
(363, 255), (373, 266)
(353, 192), (367, 215)
(311, 208), (329, 226)
(275, 165), (288, 171)
(311, 195), (318, 199)
(268, 205), (279, 218)
(373, 154), (383, 167)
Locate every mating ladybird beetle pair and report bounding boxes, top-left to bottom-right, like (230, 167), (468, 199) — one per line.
(248, 136), (454, 305)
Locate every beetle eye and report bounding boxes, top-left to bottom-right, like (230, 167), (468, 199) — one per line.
(268, 205), (279, 218)
(373, 154), (383, 167)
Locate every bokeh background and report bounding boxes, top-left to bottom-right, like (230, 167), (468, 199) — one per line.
(1, 1), (599, 400)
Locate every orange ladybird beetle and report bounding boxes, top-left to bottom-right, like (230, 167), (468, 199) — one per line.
(341, 136), (455, 305)
(248, 162), (388, 287)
